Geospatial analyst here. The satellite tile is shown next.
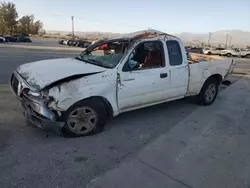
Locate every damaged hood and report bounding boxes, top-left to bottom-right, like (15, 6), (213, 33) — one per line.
(16, 58), (106, 90)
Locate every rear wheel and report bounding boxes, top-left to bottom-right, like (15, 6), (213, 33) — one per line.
(61, 99), (107, 137)
(227, 53), (232, 57)
(197, 77), (219, 105)
(207, 52), (212, 55)
(246, 54), (250, 59)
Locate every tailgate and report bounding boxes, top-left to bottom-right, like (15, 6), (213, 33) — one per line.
(225, 59), (236, 79)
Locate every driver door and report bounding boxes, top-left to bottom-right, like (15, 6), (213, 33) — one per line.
(117, 40), (170, 112)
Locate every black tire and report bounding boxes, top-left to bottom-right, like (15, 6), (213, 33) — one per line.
(227, 53), (232, 57)
(245, 54), (250, 59)
(197, 77), (219, 106)
(207, 52), (212, 55)
(61, 99), (107, 137)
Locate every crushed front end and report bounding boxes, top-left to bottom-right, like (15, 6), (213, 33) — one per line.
(10, 71), (65, 133)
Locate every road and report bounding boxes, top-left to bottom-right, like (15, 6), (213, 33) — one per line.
(0, 46), (247, 188)
(0, 47), (81, 84)
(5, 37), (64, 47)
(1, 47), (250, 84)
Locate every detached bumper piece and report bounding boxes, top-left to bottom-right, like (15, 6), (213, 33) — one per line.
(21, 95), (64, 134)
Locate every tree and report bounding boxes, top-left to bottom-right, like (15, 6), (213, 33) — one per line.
(0, 2), (43, 35)
(17, 15), (34, 35)
(17, 15), (43, 35)
(17, 15), (31, 34)
(0, 1), (18, 34)
(31, 20), (43, 34)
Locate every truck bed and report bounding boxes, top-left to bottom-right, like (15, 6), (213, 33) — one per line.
(186, 54), (234, 96)
(188, 52), (224, 64)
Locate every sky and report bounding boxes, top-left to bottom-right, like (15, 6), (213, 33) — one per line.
(10, 0), (250, 34)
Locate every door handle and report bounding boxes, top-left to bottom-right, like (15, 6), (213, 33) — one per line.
(160, 73), (168, 78)
(123, 78), (135, 81)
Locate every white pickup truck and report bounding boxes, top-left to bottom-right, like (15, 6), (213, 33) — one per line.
(10, 30), (235, 137)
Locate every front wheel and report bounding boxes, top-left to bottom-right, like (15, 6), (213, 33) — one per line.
(245, 54), (250, 59)
(61, 99), (107, 137)
(197, 77), (219, 106)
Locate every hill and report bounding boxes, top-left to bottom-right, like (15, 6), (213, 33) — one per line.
(46, 30), (250, 46)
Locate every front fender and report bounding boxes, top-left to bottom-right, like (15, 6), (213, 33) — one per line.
(47, 72), (119, 116)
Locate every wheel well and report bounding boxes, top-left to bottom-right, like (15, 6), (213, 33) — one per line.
(207, 74), (223, 85)
(80, 96), (114, 119)
(198, 74), (222, 94)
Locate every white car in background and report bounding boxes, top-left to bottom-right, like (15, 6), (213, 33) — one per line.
(221, 48), (250, 58)
(203, 48), (212, 55)
(63, 40), (69, 45)
(203, 47), (226, 55)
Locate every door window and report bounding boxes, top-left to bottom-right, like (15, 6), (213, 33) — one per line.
(166, 40), (183, 66)
(123, 40), (165, 71)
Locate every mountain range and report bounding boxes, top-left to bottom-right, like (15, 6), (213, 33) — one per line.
(47, 30), (250, 47)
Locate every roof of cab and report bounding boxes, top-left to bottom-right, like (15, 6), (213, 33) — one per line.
(120, 29), (179, 40)
(86, 29), (179, 51)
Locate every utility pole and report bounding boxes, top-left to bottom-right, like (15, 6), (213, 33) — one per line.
(208, 32), (211, 46)
(225, 33), (229, 48)
(228, 36), (232, 47)
(71, 16), (74, 39)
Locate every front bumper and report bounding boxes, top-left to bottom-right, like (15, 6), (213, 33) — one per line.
(21, 96), (64, 134)
(10, 71), (65, 134)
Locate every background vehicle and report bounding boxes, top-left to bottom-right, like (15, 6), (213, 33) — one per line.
(185, 47), (204, 54)
(221, 48), (250, 58)
(58, 40), (64, 45)
(4, 36), (19, 42)
(18, 36), (32, 42)
(10, 30), (235, 137)
(77, 40), (92, 48)
(63, 40), (68, 45)
(214, 47), (226, 55)
(241, 49), (250, 58)
(204, 47), (226, 55)
(0, 36), (6, 43)
(67, 40), (75, 46)
(203, 48), (212, 55)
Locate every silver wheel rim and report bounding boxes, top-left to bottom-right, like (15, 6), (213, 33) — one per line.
(67, 107), (97, 134)
(205, 84), (216, 102)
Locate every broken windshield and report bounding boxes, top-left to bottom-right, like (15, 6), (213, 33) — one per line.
(77, 39), (131, 68)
